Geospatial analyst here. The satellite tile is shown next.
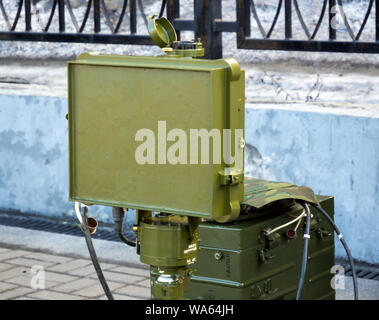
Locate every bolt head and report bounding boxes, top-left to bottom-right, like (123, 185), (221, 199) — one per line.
(214, 251), (223, 261)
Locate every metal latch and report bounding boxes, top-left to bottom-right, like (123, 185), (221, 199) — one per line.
(218, 168), (244, 185)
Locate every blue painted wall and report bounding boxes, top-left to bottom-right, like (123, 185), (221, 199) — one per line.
(0, 94), (378, 263)
(245, 107), (379, 264)
(0, 94), (113, 222)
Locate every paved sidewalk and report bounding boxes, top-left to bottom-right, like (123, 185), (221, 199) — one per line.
(0, 245), (150, 300)
(0, 226), (378, 300)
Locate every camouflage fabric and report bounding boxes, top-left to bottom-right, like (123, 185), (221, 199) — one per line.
(242, 177), (319, 209)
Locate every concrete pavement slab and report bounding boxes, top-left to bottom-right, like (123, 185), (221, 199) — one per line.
(0, 226), (377, 300)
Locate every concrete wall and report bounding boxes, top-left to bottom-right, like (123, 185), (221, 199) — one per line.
(0, 94), (113, 222)
(244, 106), (379, 264)
(0, 94), (378, 264)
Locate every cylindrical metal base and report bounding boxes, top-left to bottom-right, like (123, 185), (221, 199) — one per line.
(135, 212), (200, 300)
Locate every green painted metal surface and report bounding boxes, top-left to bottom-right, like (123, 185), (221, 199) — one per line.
(184, 195), (335, 300)
(148, 16), (177, 48)
(68, 53), (245, 221)
(138, 215), (199, 267)
(136, 213), (200, 300)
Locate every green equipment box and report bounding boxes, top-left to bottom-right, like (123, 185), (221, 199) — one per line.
(184, 196), (335, 300)
(68, 53), (245, 221)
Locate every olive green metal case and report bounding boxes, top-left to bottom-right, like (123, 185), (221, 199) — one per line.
(184, 196), (335, 300)
(68, 53), (245, 220)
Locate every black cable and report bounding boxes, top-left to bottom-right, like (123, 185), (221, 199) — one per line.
(112, 207), (136, 247)
(81, 207), (114, 300)
(312, 204), (359, 300)
(159, 0), (167, 18)
(296, 201), (311, 300)
(119, 232), (137, 247)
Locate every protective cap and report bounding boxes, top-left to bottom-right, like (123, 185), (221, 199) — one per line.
(148, 15), (177, 48)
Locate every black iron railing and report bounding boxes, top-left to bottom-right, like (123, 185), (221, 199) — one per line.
(236, 0), (379, 54)
(0, 0), (154, 45)
(0, 0), (378, 58)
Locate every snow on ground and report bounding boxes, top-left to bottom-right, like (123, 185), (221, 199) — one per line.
(0, 0), (378, 62)
(0, 0), (378, 113)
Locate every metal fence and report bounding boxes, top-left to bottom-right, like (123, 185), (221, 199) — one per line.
(0, 0), (378, 59)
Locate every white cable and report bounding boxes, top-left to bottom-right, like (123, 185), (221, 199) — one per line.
(74, 201), (83, 224)
(266, 209), (306, 235)
(294, 215), (303, 231)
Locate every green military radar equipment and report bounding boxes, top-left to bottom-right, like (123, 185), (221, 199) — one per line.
(184, 194), (335, 300)
(68, 16), (358, 300)
(68, 15), (245, 299)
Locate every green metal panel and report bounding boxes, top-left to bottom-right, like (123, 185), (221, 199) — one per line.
(68, 53), (245, 220)
(184, 196), (336, 300)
